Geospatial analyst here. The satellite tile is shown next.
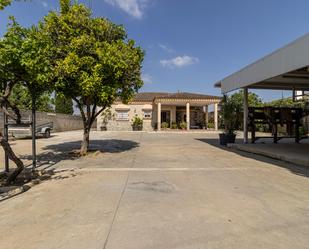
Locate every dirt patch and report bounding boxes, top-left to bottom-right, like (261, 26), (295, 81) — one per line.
(67, 149), (103, 158)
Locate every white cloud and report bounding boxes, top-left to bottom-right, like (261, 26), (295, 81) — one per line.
(142, 73), (153, 84)
(160, 55), (199, 68)
(158, 43), (174, 53)
(104, 0), (149, 19)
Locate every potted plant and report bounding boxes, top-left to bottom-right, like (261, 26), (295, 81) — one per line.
(161, 122), (169, 129)
(207, 122), (215, 129)
(132, 116), (143, 131)
(219, 95), (237, 145)
(171, 122), (178, 129)
(179, 121), (187, 130)
(100, 108), (114, 131)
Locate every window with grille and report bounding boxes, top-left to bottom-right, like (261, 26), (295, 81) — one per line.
(143, 110), (152, 119)
(116, 111), (129, 121)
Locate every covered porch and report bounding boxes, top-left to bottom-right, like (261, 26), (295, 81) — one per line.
(154, 93), (221, 131)
(215, 34), (309, 144)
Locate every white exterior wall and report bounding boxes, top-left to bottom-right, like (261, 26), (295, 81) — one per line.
(97, 103), (154, 131)
(97, 102), (216, 131)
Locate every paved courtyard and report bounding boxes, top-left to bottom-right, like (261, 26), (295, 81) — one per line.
(0, 131), (309, 249)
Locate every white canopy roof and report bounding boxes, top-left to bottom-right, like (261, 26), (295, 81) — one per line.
(215, 34), (309, 93)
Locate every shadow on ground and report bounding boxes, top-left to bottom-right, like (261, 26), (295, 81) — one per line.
(44, 139), (139, 153)
(20, 139), (139, 170)
(14, 135), (57, 140)
(0, 168), (82, 201)
(196, 138), (309, 178)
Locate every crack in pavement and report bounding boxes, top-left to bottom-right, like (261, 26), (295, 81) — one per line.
(102, 133), (143, 249)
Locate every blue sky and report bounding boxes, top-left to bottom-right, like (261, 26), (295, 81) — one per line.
(1, 0), (309, 102)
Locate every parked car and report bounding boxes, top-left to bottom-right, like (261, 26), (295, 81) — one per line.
(8, 122), (53, 138)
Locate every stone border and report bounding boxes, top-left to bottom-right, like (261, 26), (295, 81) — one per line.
(151, 130), (221, 134)
(227, 143), (309, 168)
(0, 184), (32, 202)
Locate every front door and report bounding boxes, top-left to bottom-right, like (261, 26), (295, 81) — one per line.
(161, 111), (171, 126)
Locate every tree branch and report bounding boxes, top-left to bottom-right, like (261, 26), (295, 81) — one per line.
(93, 105), (106, 120)
(72, 97), (87, 124)
(0, 81), (22, 124)
(0, 132), (24, 185)
(6, 101), (22, 124)
(87, 104), (106, 129)
(88, 103), (97, 128)
(3, 81), (15, 98)
(91, 103), (97, 119)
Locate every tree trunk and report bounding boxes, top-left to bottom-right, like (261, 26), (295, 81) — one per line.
(0, 133), (24, 185)
(80, 128), (90, 156)
(31, 95), (36, 171)
(72, 98), (102, 156)
(0, 82), (25, 184)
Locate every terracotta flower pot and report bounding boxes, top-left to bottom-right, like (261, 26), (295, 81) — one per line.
(219, 133), (236, 146)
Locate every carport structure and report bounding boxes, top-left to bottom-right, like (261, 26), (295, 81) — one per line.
(215, 34), (309, 143)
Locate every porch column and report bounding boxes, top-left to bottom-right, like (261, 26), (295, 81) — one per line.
(171, 106), (176, 124)
(157, 102), (161, 131)
(243, 87), (249, 143)
(214, 103), (218, 131)
(205, 105), (209, 129)
(186, 102), (190, 130)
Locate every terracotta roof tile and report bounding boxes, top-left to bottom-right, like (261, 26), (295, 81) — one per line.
(131, 92), (221, 102)
(132, 92), (170, 102)
(155, 92), (221, 100)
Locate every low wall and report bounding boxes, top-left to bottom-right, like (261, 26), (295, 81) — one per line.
(105, 119), (153, 131)
(97, 103), (155, 131)
(0, 111), (95, 133)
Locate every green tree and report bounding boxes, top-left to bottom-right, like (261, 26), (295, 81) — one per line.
(55, 93), (73, 114)
(9, 84), (53, 112)
(266, 97), (303, 108)
(0, 18), (26, 124)
(0, 19), (52, 183)
(230, 90), (263, 108)
(0, 0), (12, 10)
(0, 0), (28, 10)
(221, 90), (263, 130)
(0, 20), (28, 184)
(41, 0), (144, 155)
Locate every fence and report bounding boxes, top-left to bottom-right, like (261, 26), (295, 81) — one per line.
(0, 111), (96, 133)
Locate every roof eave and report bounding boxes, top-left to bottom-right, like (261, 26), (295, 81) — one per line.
(214, 33), (309, 93)
(214, 82), (221, 88)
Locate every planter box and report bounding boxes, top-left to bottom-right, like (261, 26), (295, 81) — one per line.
(132, 126), (143, 131)
(219, 133), (236, 146)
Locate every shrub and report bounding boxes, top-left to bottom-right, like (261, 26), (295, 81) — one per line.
(207, 122), (215, 129)
(299, 126), (306, 137)
(171, 122), (178, 129)
(132, 116), (143, 130)
(161, 122), (169, 129)
(221, 95), (238, 134)
(179, 121), (187, 130)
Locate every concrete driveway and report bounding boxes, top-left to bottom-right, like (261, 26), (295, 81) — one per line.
(0, 131), (308, 249)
